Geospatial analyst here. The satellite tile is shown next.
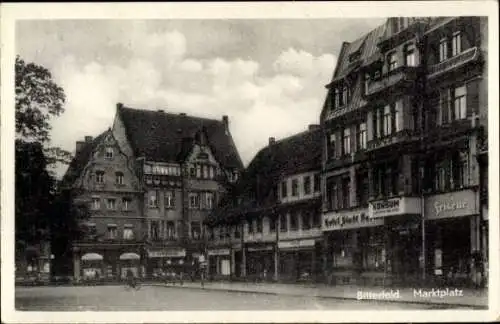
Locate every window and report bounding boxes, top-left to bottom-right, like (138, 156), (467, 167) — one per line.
(202, 165), (208, 179)
(356, 123), (367, 150)
(256, 218), (263, 233)
(148, 190), (158, 208)
(314, 174), (320, 192)
(122, 198), (131, 211)
(312, 212), (321, 228)
(86, 223), (97, 237)
(364, 73), (371, 94)
(452, 151), (469, 189)
(372, 110), (379, 139)
(281, 181), (288, 198)
(388, 52), (398, 71)
(394, 102), (401, 132)
(301, 211), (312, 230)
(290, 212), (298, 231)
(303, 176), (312, 195)
(95, 171), (104, 184)
(405, 43), (416, 66)
(342, 128), (351, 155)
(205, 192), (214, 210)
(209, 166), (215, 179)
(439, 38), (448, 62)
(291, 179), (299, 196)
(327, 133), (336, 160)
(115, 172), (124, 185)
(150, 221), (159, 240)
(105, 147), (114, 159)
(196, 164), (202, 178)
(123, 225), (134, 240)
(106, 198), (116, 210)
(234, 225), (241, 238)
(383, 105), (392, 136)
(165, 191), (175, 208)
(356, 171), (369, 206)
(452, 32), (462, 56)
(189, 165), (196, 178)
(269, 217), (276, 232)
(342, 85), (349, 105)
(279, 214), (288, 232)
(191, 222), (201, 240)
(334, 88), (340, 108)
(91, 197), (100, 210)
(327, 178), (339, 210)
(453, 85), (467, 120)
(107, 225), (117, 239)
(189, 192), (200, 209)
(341, 177), (351, 209)
(165, 221), (176, 239)
(247, 219), (254, 234)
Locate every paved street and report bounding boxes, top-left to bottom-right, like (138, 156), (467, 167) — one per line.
(15, 285), (476, 311)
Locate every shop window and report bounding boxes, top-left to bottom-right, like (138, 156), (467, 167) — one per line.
(115, 172), (124, 185)
(122, 197), (131, 211)
(148, 190), (158, 208)
(279, 214), (288, 232)
(363, 228), (385, 271)
(105, 147), (114, 159)
(291, 179), (299, 197)
(387, 52), (398, 72)
(314, 173), (320, 192)
(405, 43), (417, 67)
(107, 224), (118, 239)
(452, 31), (462, 56)
(106, 198), (116, 210)
(165, 190), (175, 209)
(303, 176), (312, 195)
(333, 232), (355, 268)
(328, 133), (337, 159)
(290, 212), (299, 231)
(144, 164), (152, 174)
(439, 38), (448, 62)
(166, 221), (176, 240)
(95, 171), (105, 184)
(123, 225), (134, 240)
(91, 197), (100, 210)
(189, 192), (200, 209)
(356, 122), (367, 150)
(281, 181), (288, 198)
(191, 222), (201, 240)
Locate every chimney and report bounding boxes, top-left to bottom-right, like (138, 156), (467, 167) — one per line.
(157, 109), (165, 113)
(117, 102), (123, 110)
(84, 136), (93, 143)
(308, 124), (320, 131)
(179, 113), (187, 116)
(269, 137), (276, 146)
(76, 141), (85, 154)
(222, 115), (229, 128)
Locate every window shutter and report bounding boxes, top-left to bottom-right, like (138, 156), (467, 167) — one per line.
(466, 79), (480, 117)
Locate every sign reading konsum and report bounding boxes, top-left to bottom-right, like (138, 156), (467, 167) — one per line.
(425, 189), (478, 220)
(323, 209), (384, 231)
(369, 197), (421, 218)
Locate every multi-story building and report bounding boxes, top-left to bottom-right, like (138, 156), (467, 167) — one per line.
(207, 126), (323, 282)
(320, 16), (488, 287)
(111, 104), (243, 277)
(62, 103), (243, 281)
(61, 130), (145, 281)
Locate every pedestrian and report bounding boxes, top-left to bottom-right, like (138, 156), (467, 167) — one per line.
(126, 269), (136, 289)
(198, 254), (207, 288)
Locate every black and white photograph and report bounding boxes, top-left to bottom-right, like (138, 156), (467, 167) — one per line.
(1, 2), (499, 323)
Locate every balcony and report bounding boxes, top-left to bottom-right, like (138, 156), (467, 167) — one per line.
(427, 47), (482, 79)
(367, 129), (420, 152)
(365, 66), (419, 98)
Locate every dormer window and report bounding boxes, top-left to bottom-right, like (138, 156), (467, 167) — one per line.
(115, 172), (124, 185)
(95, 171), (105, 184)
(105, 147), (114, 159)
(452, 31), (462, 56)
(405, 43), (417, 67)
(388, 52), (398, 72)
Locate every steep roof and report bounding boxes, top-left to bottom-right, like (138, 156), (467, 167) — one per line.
(60, 130), (108, 189)
(207, 127), (322, 225)
(117, 105), (243, 169)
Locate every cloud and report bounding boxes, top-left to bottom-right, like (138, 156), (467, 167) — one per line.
(45, 28), (337, 179)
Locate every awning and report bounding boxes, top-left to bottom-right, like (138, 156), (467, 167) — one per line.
(81, 253), (104, 261)
(119, 252), (140, 260)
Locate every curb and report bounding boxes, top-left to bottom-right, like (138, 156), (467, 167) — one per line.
(146, 283), (487, 310)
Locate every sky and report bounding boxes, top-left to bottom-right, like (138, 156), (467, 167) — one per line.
(16, 18), (385, 178)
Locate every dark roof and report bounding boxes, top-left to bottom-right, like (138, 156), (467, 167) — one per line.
(60, 130), (108, 189)
(207, 127), (322, 225)
(117, 105), (243, 169)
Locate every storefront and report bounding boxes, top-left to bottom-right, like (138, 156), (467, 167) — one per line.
(146, 248), (186, 278)
(81, 253), (104, 281)
(245, 244), (275, 281)
(119, 252), (141, 279)
(208, 248), (231, 279)
(278, 239), (320, 282)
(424, 189), (479, 286)
(323, 208), (385, 285)
(369, 196), (422, 285)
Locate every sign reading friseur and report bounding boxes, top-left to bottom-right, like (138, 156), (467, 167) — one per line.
(323, 209), (384, 231)
(425, 189), (478, 220)
(369, 197), (421, 218)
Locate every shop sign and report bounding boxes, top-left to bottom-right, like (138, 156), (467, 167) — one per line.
(425, 189), (477, 220)
(369, 197), (421, 218)
(278, 239), (316, 249)
(208, 249), (230, 256)
(323, 210), (384, 231)
(148, 249), (186, 258)
(247, 245), (273, 252)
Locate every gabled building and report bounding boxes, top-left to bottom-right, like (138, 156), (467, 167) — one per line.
(320, 16), (488, 287)
(207, 125), (323, 282)
(111, 104), (243, 277)
(61, 129), (145, 282)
